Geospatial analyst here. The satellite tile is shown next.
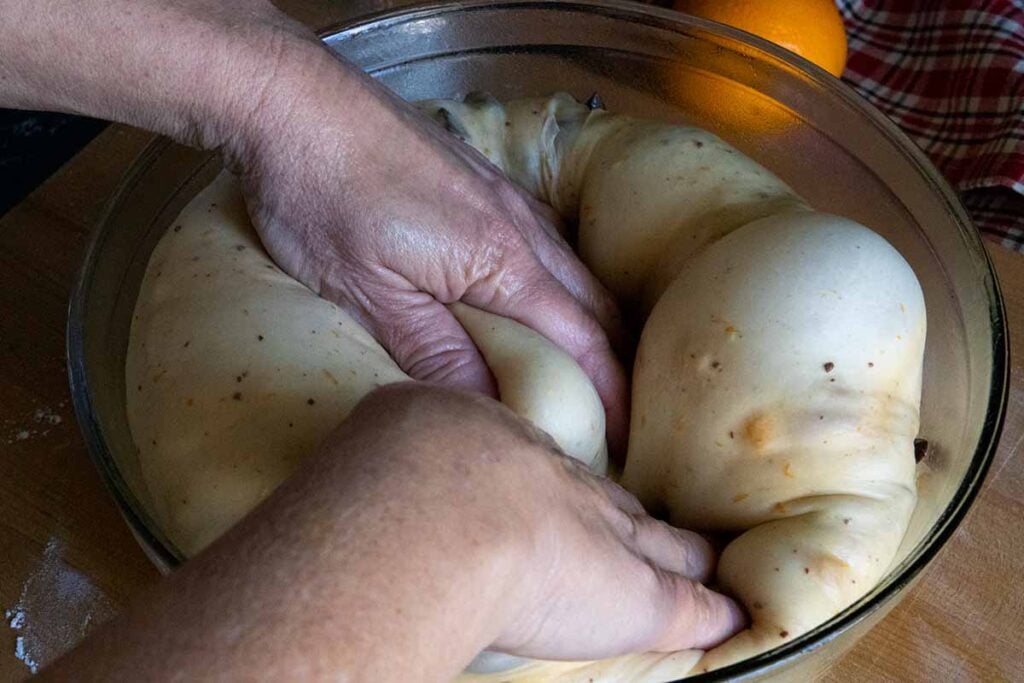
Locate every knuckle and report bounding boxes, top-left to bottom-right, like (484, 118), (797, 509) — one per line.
(607, 507), (640, 542)
(402, 344), (478, 385)
(637, 561), (671, 604)
(671, 531), (699, 575)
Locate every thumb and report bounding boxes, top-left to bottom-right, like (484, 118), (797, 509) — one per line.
(358, 288), (498, 397)
(648, 573), (747, 652)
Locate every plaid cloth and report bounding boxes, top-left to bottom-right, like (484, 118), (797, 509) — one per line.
(838, 0), (1024, 249)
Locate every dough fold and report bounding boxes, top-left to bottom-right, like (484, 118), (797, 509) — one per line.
(422, 94), (923, 675)
(129, 92), (925, 679)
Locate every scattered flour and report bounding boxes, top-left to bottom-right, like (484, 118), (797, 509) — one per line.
(6, 610), (25, 630)
(3, 405), (63, 444)
(4, 404), (110, 672)
(33, 407), (62, 427)
(4, 538), (116, 674)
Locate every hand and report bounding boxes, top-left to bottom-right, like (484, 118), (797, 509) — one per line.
(49, 385), (743, 681)
(0, 0), (628, 450)
(226, 45), (629, 448)
(304, 384), (744, 671)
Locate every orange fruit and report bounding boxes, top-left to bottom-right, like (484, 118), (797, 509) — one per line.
(673, 0), (848, 77)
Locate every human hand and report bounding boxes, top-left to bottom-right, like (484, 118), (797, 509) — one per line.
(225, 46), (628, 449)
(47, 384), (742, 681)
(316, 383), (744, 669)
(0, 0), (628, 449)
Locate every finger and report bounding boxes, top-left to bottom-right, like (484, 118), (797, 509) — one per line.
(648, 574), (747, 652)
(593, 477), (647, 515)
(625, 515), (717, 584)
(517, 213), (629, 355)
(463, 260), (629, 454)
(522, 193), (570, 240)
(355, 286), (498, 397)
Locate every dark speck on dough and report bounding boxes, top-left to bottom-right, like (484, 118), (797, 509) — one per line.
(307, 398), (316, 405)
(779, 630), (789, 638)
(183, 341), (190, 348)
(235, 244), (246, 251)
(173, 224), (182, 233)
(868, 362), (875, 368)
(804, 567), (810, 574)
(711, 361), (721, 369)
(693, 140), (703, 148)
(257, 335), (264, 341)
(823, 362), (834, 372)
(232, 392), (242, 401)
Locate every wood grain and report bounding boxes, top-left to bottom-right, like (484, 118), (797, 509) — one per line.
(1, 123), (1022, 681)
(0, 127), (162, 681)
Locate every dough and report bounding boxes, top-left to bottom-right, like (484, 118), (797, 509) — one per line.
(127, 92), (925, 678)
(624, 212), (922, 671)
(126, 172), (607, 558)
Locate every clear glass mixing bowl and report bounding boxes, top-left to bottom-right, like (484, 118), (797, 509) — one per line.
(68, 1), (1007, 679)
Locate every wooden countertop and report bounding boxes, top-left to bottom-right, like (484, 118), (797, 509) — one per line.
(1, 125), (1021, 681)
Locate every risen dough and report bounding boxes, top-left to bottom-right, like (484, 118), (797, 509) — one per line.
(126, 172), (606, 558)
(624, 212), (922, 670)
(127, 92), (925, 679)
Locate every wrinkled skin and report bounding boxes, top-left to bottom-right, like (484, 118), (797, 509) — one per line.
(50, 385), (743, 681)
(236, 63), (629, 448)
(0, 0), (628, 450)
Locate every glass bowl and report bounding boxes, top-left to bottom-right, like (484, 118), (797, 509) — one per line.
(67, 1), (1007, 679)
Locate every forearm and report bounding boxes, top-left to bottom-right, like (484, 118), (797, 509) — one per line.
(0, 0), (335, 151)
(45, 416), (518, 681)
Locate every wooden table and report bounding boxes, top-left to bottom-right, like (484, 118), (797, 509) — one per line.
(1, 123), (1022, 681)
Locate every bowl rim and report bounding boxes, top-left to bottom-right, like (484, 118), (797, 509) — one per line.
(68, 137), (211, 573)
(67, 0), (1009, 678)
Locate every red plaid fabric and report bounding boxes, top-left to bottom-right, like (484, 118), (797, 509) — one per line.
(838, 0), (1024, 249)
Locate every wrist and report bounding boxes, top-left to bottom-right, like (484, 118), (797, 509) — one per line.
(171, 13), (327, 155)
(218, 32), (399, 183)
(0, 0), (323, 151)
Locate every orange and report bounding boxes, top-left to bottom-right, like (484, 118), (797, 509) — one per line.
(673, 0), (848, 77)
